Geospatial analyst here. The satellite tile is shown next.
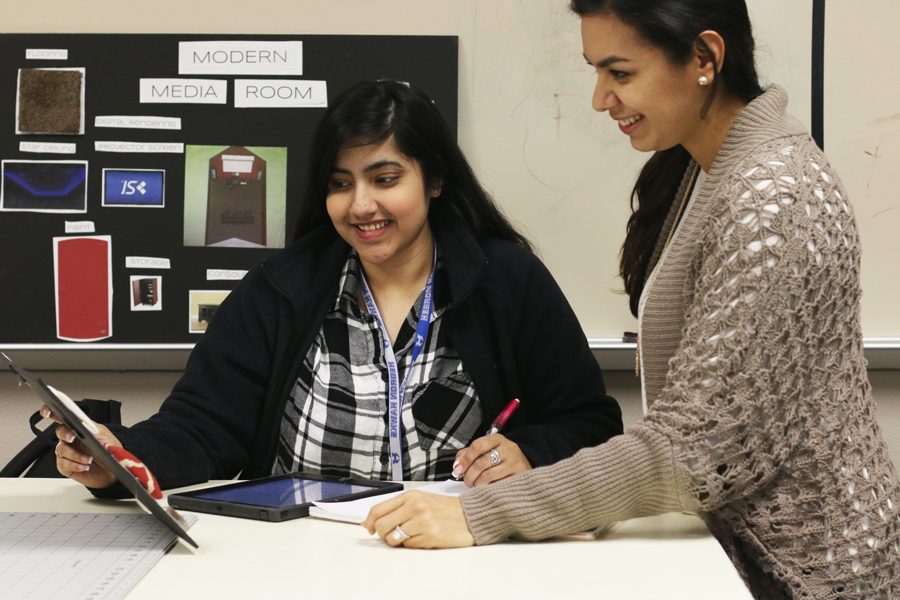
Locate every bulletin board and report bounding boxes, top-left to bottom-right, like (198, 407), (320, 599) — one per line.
(0, 33), (457, 345)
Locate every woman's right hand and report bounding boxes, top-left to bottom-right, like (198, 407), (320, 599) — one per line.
(41, 404), (121, 489)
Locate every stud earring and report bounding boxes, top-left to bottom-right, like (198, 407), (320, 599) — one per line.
(698, 75), (710, 87)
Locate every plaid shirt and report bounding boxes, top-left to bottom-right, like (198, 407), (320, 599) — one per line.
(272, 250), (482, 480)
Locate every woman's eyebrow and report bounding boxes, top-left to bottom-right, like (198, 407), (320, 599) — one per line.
(584, 53), (630, 68)
(330, 160), (405, 174)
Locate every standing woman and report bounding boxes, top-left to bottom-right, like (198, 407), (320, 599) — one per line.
(50, 80), (622, 493)
(364, 2), (900, 597)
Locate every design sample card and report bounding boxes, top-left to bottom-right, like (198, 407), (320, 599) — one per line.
(188, 290), (231, 333)
(16, 67), (85, 134)
(1, 160), (88, 213)
(54, 236), (113, 342)
(102, 169), (166, 207)
(130, 275), (162, 311)
(183, 145), (287, 249)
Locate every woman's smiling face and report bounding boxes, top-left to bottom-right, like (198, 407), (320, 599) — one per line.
(581, 12), (709, 154)
(326, 136), (437, 270)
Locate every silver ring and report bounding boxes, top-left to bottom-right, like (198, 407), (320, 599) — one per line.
(391, 525), (410, 543)
(489, 448), (501, 466)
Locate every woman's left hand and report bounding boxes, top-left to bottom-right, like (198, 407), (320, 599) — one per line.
(362, 490), (475, 548)
(452, 434), (531, 486)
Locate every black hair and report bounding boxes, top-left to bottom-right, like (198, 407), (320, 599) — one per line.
(570, 0), (763, 315)
(293, 80), (531, 251)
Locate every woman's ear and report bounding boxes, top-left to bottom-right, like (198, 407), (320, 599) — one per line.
(695, 30), (727, 84)
(429, 178), (444, 199)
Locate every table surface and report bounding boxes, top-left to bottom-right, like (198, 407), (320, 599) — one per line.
(1, 478), (752, 599)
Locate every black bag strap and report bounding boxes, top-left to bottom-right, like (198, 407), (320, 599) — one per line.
(0, 434), (53, 477)
(28, 410), (58, 446)
(2, 398), (123, 478)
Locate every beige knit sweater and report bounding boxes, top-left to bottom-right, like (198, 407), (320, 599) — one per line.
(461, 86), (900, 599)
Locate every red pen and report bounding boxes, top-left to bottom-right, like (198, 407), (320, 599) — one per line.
(451, 398), (520, 480)
(486, 398), (520, 435)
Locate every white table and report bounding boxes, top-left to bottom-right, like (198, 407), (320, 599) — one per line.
(1, 479), (752, 599)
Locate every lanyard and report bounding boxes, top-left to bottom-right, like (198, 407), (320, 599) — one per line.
(359, 247), (436, 481)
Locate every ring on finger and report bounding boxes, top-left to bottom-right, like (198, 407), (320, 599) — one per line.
(489, 448), (501, 466)
(391, 525), (410, 543)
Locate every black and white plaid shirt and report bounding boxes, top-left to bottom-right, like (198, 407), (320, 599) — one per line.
(272, 250), (482, 480)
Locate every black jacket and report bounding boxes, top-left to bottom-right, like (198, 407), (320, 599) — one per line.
(100, 208), (622, 494)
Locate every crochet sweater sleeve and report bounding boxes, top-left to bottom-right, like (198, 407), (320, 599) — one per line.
(462, 137), (850, 543)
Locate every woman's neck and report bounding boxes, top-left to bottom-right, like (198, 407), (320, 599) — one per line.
(360, 230), (435, 345)
(684, 94), (748, 172)
(360, 231), (434, 296)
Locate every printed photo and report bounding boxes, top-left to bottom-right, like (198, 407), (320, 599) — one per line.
(130, 275), (162, 311)
(188, 289), (231, 333)
(16, 67), (86, 135)
(54, 235), (113, 342)
(183, 145), (287, 248)
(103, 169), (166, 207)
(1, 160), (88, 213)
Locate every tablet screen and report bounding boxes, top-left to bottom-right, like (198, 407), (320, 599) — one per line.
(190, 478), (379, 509)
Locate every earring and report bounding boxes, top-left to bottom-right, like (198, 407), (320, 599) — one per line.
(698, 75), (710, 87)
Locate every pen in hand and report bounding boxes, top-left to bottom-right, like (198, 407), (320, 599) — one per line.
(485, 398), (520, 435)
(452, 398), (520, 481)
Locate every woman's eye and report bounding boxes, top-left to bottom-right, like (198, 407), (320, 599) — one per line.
(375, 174), (399, 185)
(610, 70), (629, 81)
(328, 179), (350, 190)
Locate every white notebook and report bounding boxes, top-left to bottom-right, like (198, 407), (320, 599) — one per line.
(309, 479), (469, 524)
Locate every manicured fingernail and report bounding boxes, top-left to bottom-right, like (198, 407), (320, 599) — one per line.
(65, 433), (75, 443)
(40, 407), (49, 418)
(451, 460), (462, 480)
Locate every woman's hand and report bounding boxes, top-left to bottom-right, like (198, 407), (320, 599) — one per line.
(41, 404), (120, 489)
(452, 434), (531, 486)
(362, 490), (475, 548)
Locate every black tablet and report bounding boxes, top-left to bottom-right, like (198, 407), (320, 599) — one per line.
(167, 473), (403, 522)
(2, 352), (198, 548)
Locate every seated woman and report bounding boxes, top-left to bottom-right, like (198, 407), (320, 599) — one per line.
(50, 80), (623, 494)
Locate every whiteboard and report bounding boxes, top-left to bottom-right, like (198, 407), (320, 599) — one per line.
(4, 0), (898, 342)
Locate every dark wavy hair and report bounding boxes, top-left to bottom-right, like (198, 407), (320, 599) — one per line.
(293, 80), (530, 251)
(570, 0), (763, 315)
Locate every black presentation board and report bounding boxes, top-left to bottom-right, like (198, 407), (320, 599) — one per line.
(0, 33), (458, 345)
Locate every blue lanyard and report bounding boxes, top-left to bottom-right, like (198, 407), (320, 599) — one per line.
(358, 247), (436, 481)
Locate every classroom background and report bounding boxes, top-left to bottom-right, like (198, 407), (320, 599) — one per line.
(2, 0), (899, 468)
